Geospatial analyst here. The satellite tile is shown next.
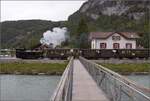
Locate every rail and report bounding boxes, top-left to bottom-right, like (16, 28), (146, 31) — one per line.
(50, 57), (73, 101)
(79, 56), (150, 101)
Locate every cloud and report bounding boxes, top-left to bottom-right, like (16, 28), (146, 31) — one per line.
(1, 1), (86, 22)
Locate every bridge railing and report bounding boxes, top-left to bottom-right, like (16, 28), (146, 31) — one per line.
(50, 57), (73, 101)
(79, 56), (150, 101)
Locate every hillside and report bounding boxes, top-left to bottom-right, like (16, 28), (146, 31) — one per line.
(1, 20), (67, 49)
(68, 0), (150, 48)
(1, 0), (150, 49)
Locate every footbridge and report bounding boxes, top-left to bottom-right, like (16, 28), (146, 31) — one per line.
(50, 57), (150, 101)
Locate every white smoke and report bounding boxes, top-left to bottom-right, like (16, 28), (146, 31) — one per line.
(40, 27), (67, 48)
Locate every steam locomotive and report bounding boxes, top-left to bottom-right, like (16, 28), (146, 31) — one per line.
(16, 49), (44, 59)
(16, 48), (149, 59)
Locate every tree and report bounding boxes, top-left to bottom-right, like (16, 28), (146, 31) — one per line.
(138, 33), (150, 48)
(78, 33), (90, 48)
(75, 17), (89, 48)
(76, 17), (89, 36)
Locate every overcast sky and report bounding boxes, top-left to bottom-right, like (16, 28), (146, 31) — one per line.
(1, 1), (86, 22)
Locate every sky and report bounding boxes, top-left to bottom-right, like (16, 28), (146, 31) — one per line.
(1, 1), (86, 22)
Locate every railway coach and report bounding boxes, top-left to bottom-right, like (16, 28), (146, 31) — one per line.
(16, 48), (149, 59)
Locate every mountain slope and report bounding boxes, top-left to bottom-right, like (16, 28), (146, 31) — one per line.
(1, 20), (66, 49)
(1, 0), (150, 48)
(68, 0), (149, 29)
(78, 0), (150, 20)
(68, 0), (150, 48)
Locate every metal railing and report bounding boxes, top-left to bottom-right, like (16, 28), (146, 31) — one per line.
(79, 56), (150, 101)
(0, 49), (16, 57)
(50, 57), (74, 101)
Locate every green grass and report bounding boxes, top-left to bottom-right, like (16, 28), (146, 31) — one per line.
(0, 62), (68, 75)
(100, 63), (150, 74)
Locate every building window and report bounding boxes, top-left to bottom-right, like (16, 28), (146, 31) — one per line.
(113, 43), (120, 49)
(112, 36), (121, 41)
(126, 43), (132, 49)
(100, 43), (107, 49)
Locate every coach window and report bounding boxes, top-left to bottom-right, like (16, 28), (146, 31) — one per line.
(100, 43), (107, 49)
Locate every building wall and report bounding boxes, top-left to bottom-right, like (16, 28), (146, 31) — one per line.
(91, 33), (136, 49)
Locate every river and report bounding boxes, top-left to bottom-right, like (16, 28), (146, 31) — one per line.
(125, 75), (150, 88)
(0, 75), (60, 101)
(0, 75), (149, 101)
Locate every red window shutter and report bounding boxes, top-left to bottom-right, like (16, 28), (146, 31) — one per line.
(104, 43), (107, 49)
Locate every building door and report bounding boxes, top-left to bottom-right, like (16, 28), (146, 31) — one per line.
(126, 43), (132, 49)
(113, 43), (120, 49)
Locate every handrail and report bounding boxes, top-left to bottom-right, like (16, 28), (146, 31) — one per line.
(50, 57), (73, 101)
(79, 56), (150, 101)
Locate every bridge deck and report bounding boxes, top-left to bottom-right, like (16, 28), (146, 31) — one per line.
(72, 59), (109, 101)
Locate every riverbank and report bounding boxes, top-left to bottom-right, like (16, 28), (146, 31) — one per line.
(100, 63), (150, 75)
(92, 58), (150, 64)
(0, 57), (67, 63)
(0, 62), (68, 75)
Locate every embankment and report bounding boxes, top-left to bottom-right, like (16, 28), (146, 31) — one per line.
(0, 58), (68, 75)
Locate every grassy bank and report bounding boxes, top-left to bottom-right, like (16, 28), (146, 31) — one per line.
(0, 62), (68, 75)
(100, 63), (150, 75)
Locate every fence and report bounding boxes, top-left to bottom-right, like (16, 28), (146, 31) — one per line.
(79, 56), (150, 101)
(50, 57), (74, 101)
(0, 49), (16, 57)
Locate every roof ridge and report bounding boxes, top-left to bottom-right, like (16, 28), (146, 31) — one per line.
(90, 32), (139, 39)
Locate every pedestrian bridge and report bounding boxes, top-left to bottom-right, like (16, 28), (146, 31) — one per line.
(50, 57), (150, 101)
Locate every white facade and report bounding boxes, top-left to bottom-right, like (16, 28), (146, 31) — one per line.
(91, 33), (136, 49)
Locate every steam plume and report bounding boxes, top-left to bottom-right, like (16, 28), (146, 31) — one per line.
(40, 27), (67, 48)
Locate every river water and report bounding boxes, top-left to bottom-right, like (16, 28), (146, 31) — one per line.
(0, 75), (60, 101)
(125, 75), (150, 88)
(0, 75), (149, 101)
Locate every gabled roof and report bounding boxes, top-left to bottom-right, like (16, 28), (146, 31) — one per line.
(89, 32), (140, 39)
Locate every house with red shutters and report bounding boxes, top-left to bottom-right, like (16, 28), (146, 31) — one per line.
(89, 32), (140, 49)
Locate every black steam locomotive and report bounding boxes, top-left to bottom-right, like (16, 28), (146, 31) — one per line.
(16, 49), (44, 59)
(16, 48), (149, 59)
